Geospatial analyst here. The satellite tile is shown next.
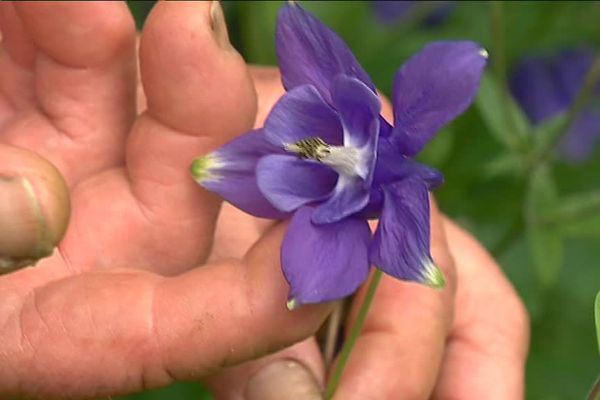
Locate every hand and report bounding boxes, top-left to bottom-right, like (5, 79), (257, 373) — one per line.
(204, 73), (530, 400)
(208, 197), (530, 400)
(0, 2), (331, 399)
(0, 2), (529, 400)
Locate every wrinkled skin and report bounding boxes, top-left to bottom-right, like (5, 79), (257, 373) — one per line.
(0, 2), (529, 400)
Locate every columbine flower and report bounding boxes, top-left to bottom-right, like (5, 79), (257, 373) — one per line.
(509, 49), (600, 162)
(372, 1), (454, 27)
(191, 3), (487, 308)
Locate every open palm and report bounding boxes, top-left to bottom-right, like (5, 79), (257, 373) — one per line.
(0, 3), (529, 400)
(0, 3), (331, 399)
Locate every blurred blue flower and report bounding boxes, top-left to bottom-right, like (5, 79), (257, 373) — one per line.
(510, 49), (600, 162)
(192, 3), (487, 308)
(372, 0), (454, 27)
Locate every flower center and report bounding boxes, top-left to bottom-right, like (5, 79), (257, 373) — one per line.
(285, 137), (363, 178)
(285, 137), (331, 161)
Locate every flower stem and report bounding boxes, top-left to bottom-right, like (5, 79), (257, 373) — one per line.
(490, 1), (527, 153)
(324, 269), (383, 399)
(587, 372), (600, 400)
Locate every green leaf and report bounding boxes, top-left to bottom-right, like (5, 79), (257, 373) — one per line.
(596, 291), (600, 356)
(475, 72), (531, 152)
(559, 215), (600, 238)
(541, 190), (600, 238)
(531, 111), (568, 152)
(482, 152), (525, 178)
(545, 190), (600, 222)
(525, 164), (563, 287)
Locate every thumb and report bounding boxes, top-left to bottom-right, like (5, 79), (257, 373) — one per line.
(204, 338), (325, 400)
(0, 144), (70, 273)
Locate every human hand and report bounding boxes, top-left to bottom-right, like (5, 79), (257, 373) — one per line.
(0, 2), (331, 399)
(0, 2), (529, 400)
(205, 69), (530, 400)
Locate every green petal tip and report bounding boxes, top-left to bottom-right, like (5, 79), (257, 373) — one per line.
(287, 298), (298, 311)
(190, 154), (219, 182)
(423, 260), (446, 289)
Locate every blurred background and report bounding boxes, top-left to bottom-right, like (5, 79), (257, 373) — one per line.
(122, 1), (600, 399)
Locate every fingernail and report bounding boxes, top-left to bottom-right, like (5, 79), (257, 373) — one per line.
(245, 360), (323, 400)
(210, 0), (232, 50)
(0, 176), (53, 273)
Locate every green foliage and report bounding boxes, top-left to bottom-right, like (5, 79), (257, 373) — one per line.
(525, 164), (563, 287)
(476, 72), (530, 152)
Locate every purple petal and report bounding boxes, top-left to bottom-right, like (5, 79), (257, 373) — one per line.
(312, 176), (370, 224)
(256, 154), (338, 212)
(191, 129), (288, 219)
(372, 1), (414, 24)
(373, 137), (444, 188)
(379, 115), (394, 138)
(369, 178), (445, 287)
(331, 75), (382, 148)
(553, 49), (595, 101)
(264, 85), (343, 148)
(282, 206), (371, 308)
(509, 56), (567, 124)
(559, 111), (600, 162)
(276, 3), (375, 104)
(390, 41), (488, 156)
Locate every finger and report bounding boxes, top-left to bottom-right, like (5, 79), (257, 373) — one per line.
(1, 1), (137, 185)
(125, 0), (257, 270)
(204, 337), (324, 400)
(0, 2), (36, 113)
(0, 222), (331, 400)
(332, 199), (457, 400)
(0, 144), (69, 273)
(432, 218), (529, 399)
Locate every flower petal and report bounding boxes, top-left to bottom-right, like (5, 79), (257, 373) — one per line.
(331, 74), (382, 148)
(559, 111), (600, 162)
(373, 137), (444, 188)
(283, 206), (371, 308)
(276, 3), (375, 104)
(312, 176), (370, 224)
(390, 41), (488, 156)
(369, 178), (445, 287)
(264, 85), (343, 148)
(191, 129), (288, 219)
(509, 56), (566, 124)
(372, 1), (414, 25)
(256, 154), (338, 212)
(553, 49), (596, 101)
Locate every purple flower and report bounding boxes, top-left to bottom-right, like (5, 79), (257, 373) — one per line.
(372, 1), (454, 27)
(509, 49), (600, 162)
(191, 3), (487, 308)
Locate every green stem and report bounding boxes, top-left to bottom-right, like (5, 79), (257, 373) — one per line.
(530, 55), (600, 167)
(324, 269), (383, 399)
(490, 1), (526, 152)
(587, 373), (600, 400)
